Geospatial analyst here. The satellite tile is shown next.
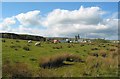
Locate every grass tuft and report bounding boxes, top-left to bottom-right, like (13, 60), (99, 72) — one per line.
(39, 53), (84, 68)
(3, 61), (32, 78)
(23, 46), (30, 51)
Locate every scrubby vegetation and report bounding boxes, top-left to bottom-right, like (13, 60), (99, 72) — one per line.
(2, 38), (119, 77)
(23, 46), (30, 51)
(2, 60), (32, 78)
(39, 53), (84, 68)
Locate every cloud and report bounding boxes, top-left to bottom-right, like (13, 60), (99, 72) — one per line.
(0, 6), (118, 40)
(43, 6), (104, 27)
(15, 10), (42, 26)
(0, 16), (16, 32)
(41, 6), (117, 39)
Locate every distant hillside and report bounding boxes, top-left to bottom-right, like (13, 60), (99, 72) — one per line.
(0, 33), (46, 41)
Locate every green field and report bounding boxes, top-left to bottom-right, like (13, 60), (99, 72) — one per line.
(1, 38), (119, 77)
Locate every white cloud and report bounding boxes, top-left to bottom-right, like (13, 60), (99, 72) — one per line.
(0, 16), (16, 32)
(43, 6), (104, 27)
(16, 10), (42, 26)
(0, 6), (118, 40)
(41, 6), (116, 38)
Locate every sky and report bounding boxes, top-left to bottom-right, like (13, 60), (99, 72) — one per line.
(0, 2), (119, 40)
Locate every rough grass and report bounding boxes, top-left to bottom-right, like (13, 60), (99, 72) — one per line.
(2, 38), (119, 77)
(2, 60), (32, 78)
(39, 53), (84, 68)
(23, 46), (30, 51)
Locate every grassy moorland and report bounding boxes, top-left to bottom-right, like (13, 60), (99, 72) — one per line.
(1, 38), (119, 77)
